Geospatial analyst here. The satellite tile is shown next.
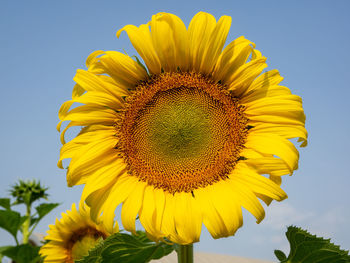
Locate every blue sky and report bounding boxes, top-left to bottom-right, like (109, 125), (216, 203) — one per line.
(1, 0), (349, 261)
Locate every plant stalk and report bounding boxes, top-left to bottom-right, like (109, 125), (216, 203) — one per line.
(177, 244), (193, 263)
(22, 204), (31, 244)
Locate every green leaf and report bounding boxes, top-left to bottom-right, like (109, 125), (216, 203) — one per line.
(35, 203), (60, 222)
(276, 226), (350, 263)
(0, 246), (12, 253)
(0, 198), (11, 210)
(0, 246), (12, 262)
(77, 231), (174, 263)
(274, 250), (287, 261)
(30, 217), (39, 226)
(1, 244), (41, 263)
(0, 209), (22, 241)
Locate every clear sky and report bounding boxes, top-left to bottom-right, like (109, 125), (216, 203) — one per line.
(1, 0), (349, 261)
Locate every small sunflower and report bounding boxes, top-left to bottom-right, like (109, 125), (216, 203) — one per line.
(58, 12), (307, 244)
(39, 203), (114, 262)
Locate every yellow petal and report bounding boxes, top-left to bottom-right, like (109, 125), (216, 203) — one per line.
(199, 15), (231, 74)
(250, 123), (308, 147)
(173, 192), (202, 244)
(149, 13), (189, 71)
(160, 192), (177, 240)
(227, 179), (265, 223)
(245, 133), (299, 172)
(67, 152), (119, 186)
(205, 181), (242, 237)
(188, 12), (216, 72)
(74, 69), (128, 98)
(99, 174), (138, 233)
(67, 137), (119, 186)
(242, 85), (292, 104)
(121, 181), (146, 234)
(228, 57), (267, 96)
(68, 137), (115, 170)
(117, 24), (161, 75)
(244, 95), (305, 123)
(59, 105), (116, 127)
(243, 157), (290, 177)
(58, 142), (79, 169)
(255, 174), (281, 205)
(213, 36), (256, 83)
(153, 188), (166, 235)
(240, 69), (285, 100)
(85, 184), (114, 225)
(194, 186), (227, 239)
(72, 84), (85, 99)
(57, 121), (77, 144)
(58, 101), (75, 123)
(247, 114), (304, 126)
(81, 159), (126, 201)
(96, 51), (148, 84)
(97, 75), (131, 96)
(139, 186), (163, 239)
(233, 163), (288, 201)
(40, 243), (67, 260)
(69, 91), (124, 110)
(86, 50), (105, 68)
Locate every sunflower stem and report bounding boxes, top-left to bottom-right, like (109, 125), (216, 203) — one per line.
(177, 244), (193, 263)
(22, 204), (31, 244)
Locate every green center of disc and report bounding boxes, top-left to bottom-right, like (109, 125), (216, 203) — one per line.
(149, 100), (212, 160)
(130, 86), (226, 165)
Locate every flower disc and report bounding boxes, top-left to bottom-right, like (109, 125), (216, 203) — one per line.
(118, 72), (248, 193)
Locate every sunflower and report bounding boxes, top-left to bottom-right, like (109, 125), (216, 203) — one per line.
(39, 203), (114, 262)
(57, 12), (307, 245)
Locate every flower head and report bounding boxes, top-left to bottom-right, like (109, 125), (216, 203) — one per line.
(10, 179), (48, 206)
(58, 12), (307, 244)
(40, 203), (114, 262)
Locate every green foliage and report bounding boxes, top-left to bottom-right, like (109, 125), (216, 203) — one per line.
(77, 231), (174, 263)
(10, 179), (48, 206)
(276, 226), (350, 263)
(0, 198), (11, 210)
(0, 209), (24, 242)
(274, 249), (287, 261)
(1, 244), (42, 263)
(0, 245), (12, 261)
(0, 179), (57, 263)
(36, 203), (60, 218)
(31, 202), (60, 226)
